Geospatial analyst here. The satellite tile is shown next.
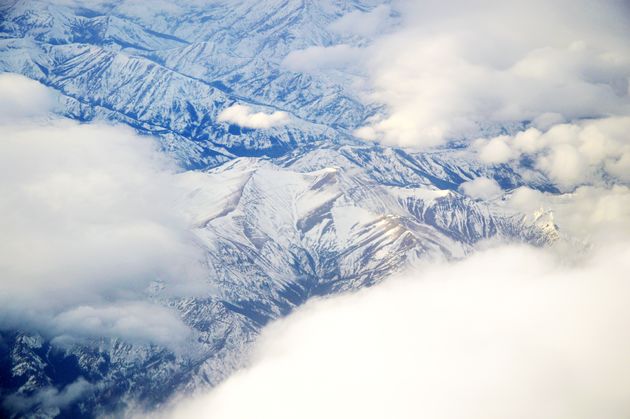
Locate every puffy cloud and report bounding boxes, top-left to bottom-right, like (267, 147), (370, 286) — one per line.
(281, 44), (364, 74)
(471, 117), (630, 189)
(354, 0), (630, 147)
(161, 239), (630, 419)
(0, 73), (56, 121)
(458, 177), (502, 200)
(217, 104), (289, 129)
(508, 185), (630, 244)
(536, 143), (588, 189)
(475, 135), (516, 164)
(0, 76), (210, 348)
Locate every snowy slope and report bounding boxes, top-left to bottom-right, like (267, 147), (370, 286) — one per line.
(0, 1), (561, 417)
(0, 0), (374, 167)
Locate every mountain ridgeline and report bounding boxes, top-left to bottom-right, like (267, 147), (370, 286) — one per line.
(0, 1), (558, 417)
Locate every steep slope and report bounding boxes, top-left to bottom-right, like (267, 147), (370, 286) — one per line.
(0, 1), (563, 417)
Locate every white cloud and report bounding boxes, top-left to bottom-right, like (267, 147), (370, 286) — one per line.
(329, 5), (394, 38)
(508, 185), (630, 244)
(49, 302), (192, 351)
(475, 135), (516, 164)
(471, 117), (630, 189)
(458, 177), (502, 200)
(217, 104), (289, 129)
(0, 78), (210, 347)
(354, 0), (630, 147)
(161, 239), (630, 419)
(532, 112), (566, 130)
(0, 73), (56, 120)
(281, 44), (364, 74)
(536, 143), (587, 189)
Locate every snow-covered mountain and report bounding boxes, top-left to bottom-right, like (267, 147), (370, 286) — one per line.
(0, 0), (379, 167)
(0, 1), (559, 417)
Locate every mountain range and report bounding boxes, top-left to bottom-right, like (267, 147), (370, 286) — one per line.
(0, 1), (559, 417)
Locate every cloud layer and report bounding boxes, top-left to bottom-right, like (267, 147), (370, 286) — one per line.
(163, 240), (630, 419)
(0, 73), (57, 120)
(0, 74), (209, 349)
(359, 1), (630, 147)
(281, 1), (630, 148)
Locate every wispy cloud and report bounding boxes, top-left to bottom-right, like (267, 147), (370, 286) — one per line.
(2, 378), (93, 415)
(281, 44), (364, 74)
(329, 4), (394, 38)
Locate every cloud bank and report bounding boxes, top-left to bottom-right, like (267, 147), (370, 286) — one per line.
(217, 104), (289, 129)
(357, 0), (630, 147)
(0, 74), (209, 350)
(163, 239), (630, 419)
(0, 73), (56, 120)
(281, 1), (630, 148)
